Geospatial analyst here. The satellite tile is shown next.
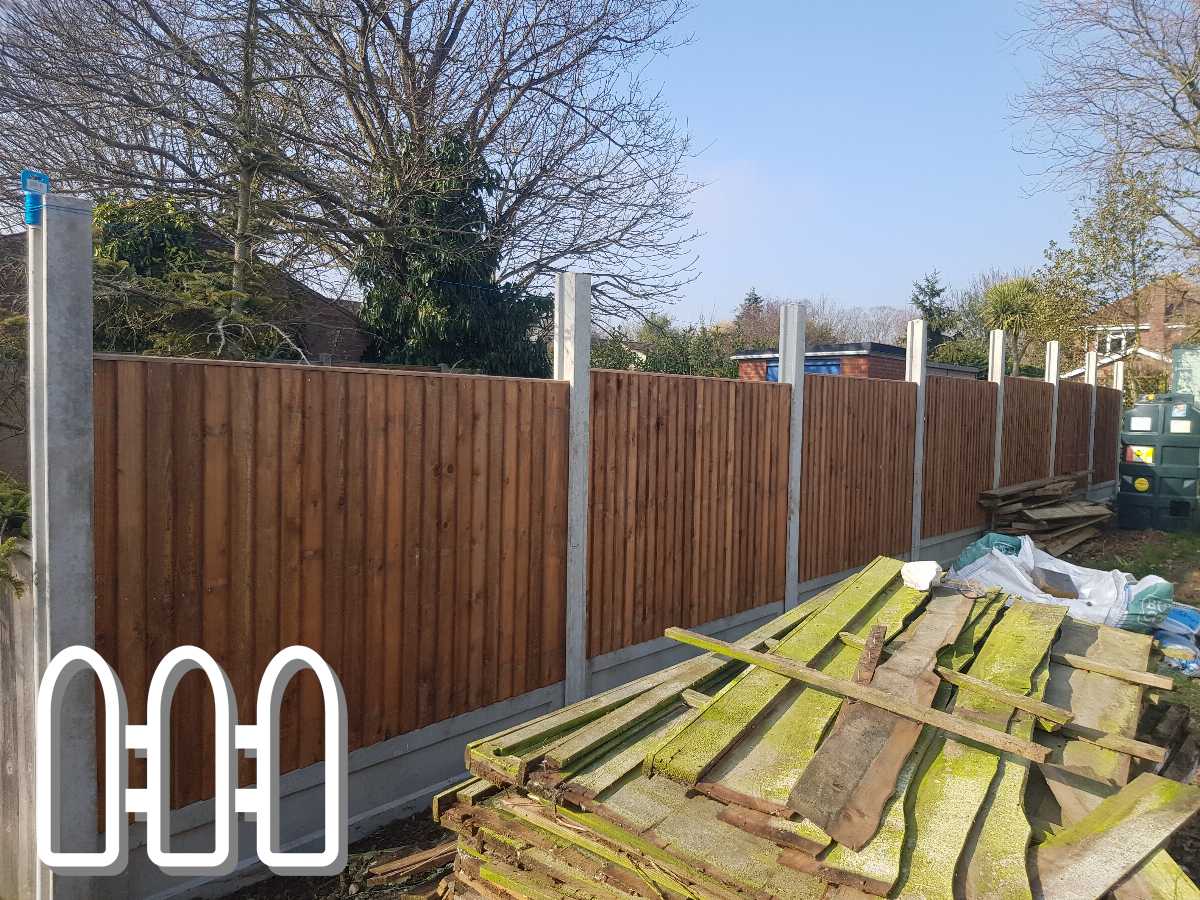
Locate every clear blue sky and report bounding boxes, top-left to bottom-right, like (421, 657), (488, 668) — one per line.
(649, 0), (1078, 323)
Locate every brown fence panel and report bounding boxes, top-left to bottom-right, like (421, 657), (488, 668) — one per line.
(1092, 386), (1123, 484)
(799, 375), (916, 582)
(1000, 377), (1053, 486)
(921, 377), (996, 538)
(587, 371), (790, 657)
(93, 356), (568, 810)
(1055, 380), (1092, 475)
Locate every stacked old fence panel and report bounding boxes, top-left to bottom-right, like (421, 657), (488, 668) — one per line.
(921, 377), (997, 538)
(1092, 386), (1123, 484)
(799, 375), (917, 582)
(1055, 380), (1092, 475)
(92, 355), (568, 810)
(586, 371), (790, 657)
(1000, 376), (1054, 486)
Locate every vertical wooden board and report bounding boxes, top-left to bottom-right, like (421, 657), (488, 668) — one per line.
(668, 377), (686, 630)
(642, 377), (660, 641)
(115, 362), (149, 793)
(542, 383), (567, 685)
(419, 376), (442, 724)
(525, 381), (546, 692)
(143, 362), (176, 682)
(253, 367), (281, 735)
(468, 380), (489, 708)
(343, 374), (367, 746)
(497, 380), (518, 697)
(774, 387), (790, 601)
(512, 380), (532, 694)
(362, 375), (387, 745)
(587, 374), (606, 658)
(680, 378), (696, 629)
(484, 379), (504, 698)
(228, 365), (257, 786)
(399, 377), (422, 732)
(298, 370), (325, 768)
(321, 371), (348, 722)
(451, 378), (473, 715)
(92, 360), (118, 812)
(277, 368), (304, 777)
(720, 383), (735, 616)
(200, 363), (231, 792)
(614, 374), (633, 657)
(622, 375), (640, 648)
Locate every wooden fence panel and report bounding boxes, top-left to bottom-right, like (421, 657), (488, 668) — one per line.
(586, 371), (790, 657)
(921, 377), (996, 538)
(799, 375), (916, 582)
(1092, 386), (1123, 484)
(1001, 377), (1054, 487)
(1055, 380), (1092, 475)
(92, 356), (568, 810)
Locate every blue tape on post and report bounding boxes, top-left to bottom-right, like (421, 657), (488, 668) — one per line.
(21, 169), (50, 226)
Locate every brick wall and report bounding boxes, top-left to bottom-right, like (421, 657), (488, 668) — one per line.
(738, 359), (770, 381)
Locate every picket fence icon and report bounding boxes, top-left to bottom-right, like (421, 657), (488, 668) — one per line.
(37, 645), (348, 878)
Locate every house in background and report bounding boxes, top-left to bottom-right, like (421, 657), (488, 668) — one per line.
(731, 342), (980, 382)
(1063, 276), (1200, 385)
(0, 230), (370, 364)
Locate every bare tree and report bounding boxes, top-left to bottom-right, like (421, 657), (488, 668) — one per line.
(1018, 0), (1200, 259)
(0, 0), (698, 318)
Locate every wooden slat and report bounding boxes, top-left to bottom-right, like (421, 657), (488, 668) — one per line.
(1001, 377), (1055, 486)
(921, 377), (996, 538)
(228, 365), (256, 786)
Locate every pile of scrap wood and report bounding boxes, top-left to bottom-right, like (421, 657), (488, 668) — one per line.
(980, 476), (1112, 555)
(435, 557), (1200, 899)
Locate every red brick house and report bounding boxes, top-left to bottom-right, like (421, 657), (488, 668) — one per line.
(1063, 276), (1200, 384)
(731, 342), (979, 382)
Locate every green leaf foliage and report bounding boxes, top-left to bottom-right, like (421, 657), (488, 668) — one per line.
(92, 196), (304, 360)
(354, 138), (551, 377)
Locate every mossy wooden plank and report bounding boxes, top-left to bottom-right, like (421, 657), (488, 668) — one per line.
(959, 661), (1050, 900)
(1039, 619), (1151, 787)
(892, 601), (1067, 900)
(647, 793), (829, 900)
(684, 573), (926, 812)
(563, 704), (694, 799)
(1032, 773), (1200, 900)
(646, 557), (905, 785)
(807, 727), (939, 896)
(470, 585), (840, 784)
(1039, 762), (1200, 900)
(788, 591), (973, 849)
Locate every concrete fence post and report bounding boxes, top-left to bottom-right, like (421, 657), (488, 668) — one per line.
(554, 272), (591, 703)
(905, 319), (928, 560)
(1114, 360), (1126, 393)
(1045, 341), (1061, 478)
(28, 194), (97, 899)
(1085, 350), (1099, 489)
(988, 329), (1006, 490)
(777, 303), (805, 609)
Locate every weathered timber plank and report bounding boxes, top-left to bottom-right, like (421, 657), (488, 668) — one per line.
(894, 600), (1067, 900)
(1052, 651), (1174, 690)
(663, 627), (1051, 764)
(1032, 773), (1200, 900)
(1039, 619), (1152, 787)
(959, 661), (1051, 900)
(1039, 763), (1200, 900)
(647, 556), (906, 785)
(788, 591), (974, 849)
(470, 585), (838, 783)
(701, 577), (927, 829)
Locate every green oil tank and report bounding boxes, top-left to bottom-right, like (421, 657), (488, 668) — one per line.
(1118, 392), (1200, 532)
